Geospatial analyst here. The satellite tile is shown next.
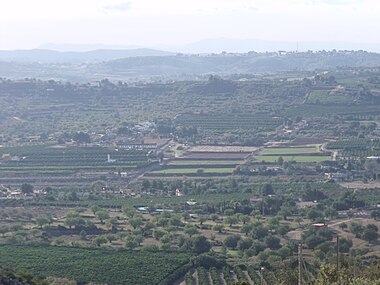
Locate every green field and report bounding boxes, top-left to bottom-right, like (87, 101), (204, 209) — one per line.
(305, 90), (353, 104)
(0, 245), (191, 285)
(167, 160), (243, 166)
(151, 167), (235, 174)
(260, 147), (320, 155)
(254, 155), (330, 163)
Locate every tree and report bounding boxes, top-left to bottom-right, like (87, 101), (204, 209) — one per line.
(169, 215), (182, 228)
(92, 236), (107, 247)
(0, 226), (9, 237)
(338, 238), (353, 253)
(295, 217), (303, 227)
(240, 215), (250, 224)
(21, 183), (33, 194)
(125, 236), (138, 250)
(339, 222), (348, 230)
(223, 235), (241, 249)
(192, 236), (211, 254)
(371, 210), (380, 220)
(134, 235), (144, 246)
(363, 229), (379, 244)
(90, 205), (100, 215)
(198, 215), (207, 225)
(73, 132), (91, 144)
(265, 235), (281, 249)
(142, 180), (151, 190)
(142, 221), (155, 236)
(129, 217), (143, 229)
(95, 210), (110, 224)
(224, 209), (235, 216)
(79, 230), (87, 240)
(323, 207), (336, 219)
(153, 229), (166, 240)
(278, 246), (292, 260)
(279, 206), (292, 221)
(241, 223), (253, 236)
(123, 206), (136, 218)
(277, 156), (284, 166)
(225, 215), (239, 227)
(35, 217), (50, 229)
(212, 224), (224, 233)
(367, 224), (378, 232)
(261, 183), (274, 196)
(106, 217), (118, 231)
(184, 225), (199, 237)
(160, 234), (173, 250)
(307, 209), (324, 222)
(65, 217), (85, 229)
(251, 224), (268, 239)
(350, 222), (364, 238)
(237, 238), (253, 251)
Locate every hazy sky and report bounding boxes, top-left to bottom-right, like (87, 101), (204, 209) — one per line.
(1, 0), (379, 50)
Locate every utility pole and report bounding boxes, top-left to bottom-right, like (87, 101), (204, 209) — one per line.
(260, 267), (264, 285)
(336, 235), (340, 285)
(298, 243), (303, 285)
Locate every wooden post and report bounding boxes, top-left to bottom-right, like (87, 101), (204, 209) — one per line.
(336, 235), (340, 285)
(298, 243), (302, 285)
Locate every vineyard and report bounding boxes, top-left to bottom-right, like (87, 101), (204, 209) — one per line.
(0, 245), (191, 285)
(175, 113), (282, 132)
(184, 266), (261, 285)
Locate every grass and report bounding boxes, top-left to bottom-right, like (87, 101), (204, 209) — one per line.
(260, 147), (320, 155)
(254, 155), (330, 163)
(151, 167), (235, 174)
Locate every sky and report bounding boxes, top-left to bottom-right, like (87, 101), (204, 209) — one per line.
(0, 0), (379, 50)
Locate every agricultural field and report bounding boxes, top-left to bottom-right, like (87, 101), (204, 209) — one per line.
(187, 146), (258, 153)
(326, 139), (380, 157)
(260, 146), (321, 155)
(167, 160), (244, 166)
(183, 266), (261, 285)
(150, 168), (235, 175)
(175, 113), (283, 132)
(0, 145), (153, 187)
(0, 245), (191, 285)
(182, 153), (249, 160)
(254, 145), (331, 163)
(305, 89), (354, 104)
(254, 155), (331, 163)
(0, 145), (151, 169)
(153, 145), (252, 177)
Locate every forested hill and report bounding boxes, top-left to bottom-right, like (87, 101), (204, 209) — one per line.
(1, 50), (380, 81)
(103, 50), (380, 74)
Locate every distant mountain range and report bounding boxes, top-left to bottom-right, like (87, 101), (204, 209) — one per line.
(166, 38), (380, 54)
(1, 38), (380, 64)
(0, 48), (174, 63)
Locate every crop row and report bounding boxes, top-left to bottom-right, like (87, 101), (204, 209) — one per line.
(326, 139), (373, 150)
(0, 146), (148, 156)
(340, 149), (380, 158)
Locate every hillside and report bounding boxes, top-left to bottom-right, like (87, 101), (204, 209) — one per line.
(1, 50), (380, 81)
